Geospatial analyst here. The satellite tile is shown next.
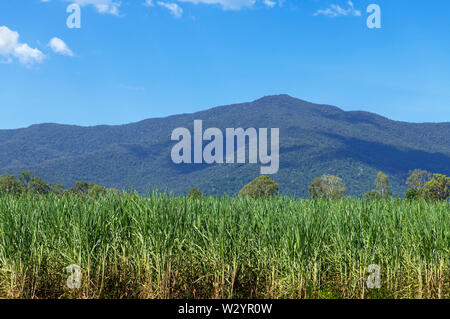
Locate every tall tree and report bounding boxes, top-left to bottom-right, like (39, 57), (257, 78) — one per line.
(406, 169), (432, 194)
(374, 171), (391, 198)
(308, 177), (325, 199)
(424, 174), (449, 201)
(320, 174), (346, 199)
(238, 175), (279, 198)
(18, 172), (51, 195)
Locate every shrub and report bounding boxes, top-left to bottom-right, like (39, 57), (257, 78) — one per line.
(0, 174), (25, 195)
(71, 181), (90, 194)
(51, 184), (66, 196)
(70, 181), (107, 197)
(187, 188), (203, 199)
(88, 184), (107, 197)
(363, 190), (383, 201)
(405, 188), (419, 200)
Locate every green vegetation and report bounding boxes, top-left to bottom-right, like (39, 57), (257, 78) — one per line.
(424, 174), (449, 202)
(2, 170), (448, 201)
(0, 192), (447, 299)
(238, 175), (279, 198)
(307, 174), (346, 199)
(0, 172), (112, 197)
(406, 169), (432, 195)
(0, 171), (448, 299)
(374, 171), (392, 198)
(1, 95), (449, 197)
(364, 171), (392, 200)
(71, 181), (107, 197)
(405, 169), (450, 202)
(187, 187), (203, 199)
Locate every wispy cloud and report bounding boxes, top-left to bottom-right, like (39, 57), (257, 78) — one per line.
(264, 0), (276, 8)
(157, 2), (183, 18)
(314, 1), (361, 18)
(176, 0), (256, 11)
(63, 0), (121, 15)
(143, 0), (154, 6)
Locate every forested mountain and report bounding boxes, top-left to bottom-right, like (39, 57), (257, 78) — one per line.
(1, 95), (449, 196)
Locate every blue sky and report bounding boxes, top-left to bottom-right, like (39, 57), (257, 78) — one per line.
(0, 0), (449, 129)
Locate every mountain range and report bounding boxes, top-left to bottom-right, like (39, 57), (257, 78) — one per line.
(1, 95), (449, 197)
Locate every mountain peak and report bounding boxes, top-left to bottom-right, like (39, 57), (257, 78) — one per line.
(253, 94), (301, 103)
(0, 96), (449, 198)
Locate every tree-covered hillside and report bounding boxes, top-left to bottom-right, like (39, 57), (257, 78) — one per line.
(0, 95), (449, 196)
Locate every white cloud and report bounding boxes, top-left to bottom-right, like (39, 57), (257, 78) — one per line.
(48, 37), (74, 56)
(64, 0), (121, 15)
(49, 0), (277, 16)
(157, 2), (183, 18)
(314, 1), (361, 18)
(264, 0), (275, 8)
(143, 0), (154, 6)
(176, 0), (256, 11)
(0, 26), (45, 65)
(0, 26), (19, 54)
(13, 43), (46, 64)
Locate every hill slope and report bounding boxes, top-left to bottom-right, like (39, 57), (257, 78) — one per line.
(1, 95), (449, 196)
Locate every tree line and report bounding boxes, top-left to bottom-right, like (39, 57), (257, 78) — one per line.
(230, 169), (449, 201)
(0, 172), (114, 197)
(1, 169), (448, 201)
